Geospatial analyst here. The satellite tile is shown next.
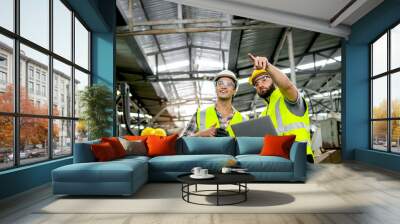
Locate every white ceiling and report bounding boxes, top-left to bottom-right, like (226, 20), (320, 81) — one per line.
(164, 0), (383, 37)
(224, 0), (352, 21)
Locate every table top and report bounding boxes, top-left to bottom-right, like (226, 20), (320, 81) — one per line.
(177, 172), (255, 185)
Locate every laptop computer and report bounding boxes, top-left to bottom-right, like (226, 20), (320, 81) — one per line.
(231, 116), (278, 137)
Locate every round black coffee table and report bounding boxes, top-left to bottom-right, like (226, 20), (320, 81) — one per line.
(177, 173), (255, 206)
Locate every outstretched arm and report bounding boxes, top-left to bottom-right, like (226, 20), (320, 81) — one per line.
(248, 53), (299, 102)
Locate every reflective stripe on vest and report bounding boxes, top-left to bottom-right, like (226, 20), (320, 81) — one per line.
(240, 113), (248, 122)
(199, 109), (206, 130)
(274, 97), (309, 133)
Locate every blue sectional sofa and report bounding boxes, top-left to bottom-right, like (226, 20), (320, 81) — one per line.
(52, 137), (306, 196)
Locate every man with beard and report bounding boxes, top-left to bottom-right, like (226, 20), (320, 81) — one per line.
(248, 53), (314, 162)
(181, 70), (247, 137)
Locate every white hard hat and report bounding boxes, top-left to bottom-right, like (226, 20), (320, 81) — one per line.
(214, 70), (238, 90)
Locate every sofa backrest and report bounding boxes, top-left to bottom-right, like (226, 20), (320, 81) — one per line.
(73, 139), (100, 163)
(177, 137), (236, 155)
(74, 137), (266, 161)
(235, 137), (263, 155)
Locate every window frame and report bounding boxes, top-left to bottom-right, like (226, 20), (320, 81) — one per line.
(370, 20), (400, 154)
(0, 0), (92, 171)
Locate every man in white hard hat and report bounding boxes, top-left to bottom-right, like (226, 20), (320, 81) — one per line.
(181, 70), (247, 137)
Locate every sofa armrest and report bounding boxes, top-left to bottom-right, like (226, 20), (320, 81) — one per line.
(73, 140), (100, 163)
(289, 142), (307, 181)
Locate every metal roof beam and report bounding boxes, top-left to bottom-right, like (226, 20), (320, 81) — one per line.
(148, 77), (213, 82)
(146, 46), (188, 56)
(117, 24), (283, 36)
(116, 18), (253, 29)
(317, 73), (341, 92)
(137, 0), (168, 70)
(155, 69), (221, 76)
(227, 28), (243, 72)
(116, 1), (153, 75)
(272, 28), (290, 65)
(302, 49), (340, 88)
(192, 45), (228, 52)
(151, 68), (341, 78)
(237, 45), (341, 71)
(120, 37), (154, 75)
(295, 32), (320, 65)
(146, 45), (228, 56)
(117, 66), (152, 77)
(316, 52), (341, 62)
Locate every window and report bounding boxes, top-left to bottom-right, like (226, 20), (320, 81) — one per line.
(0, 0), (14, 32)
(0, 55), (7, 67)
(391, 24), (400, 70)
(53, 59), (72, 117)
(0, 35), (13, 112)
(28, 81), (34, 94)
(36, 83), (40, 95)
(74, 69), (89, 118)
(53, 119), (72, 158)
(20, 117), (49, 165)
(41, 73), (46, 83)
(20, 0), (49, 49)
(0, 116), (13, 170)
(53, 0), (72, 60)
(0, 72), (6, 85)
(0, 54), (7, 90)
(74, 17), (89, 70)
(54, 89), (58, 104)
(42, 85), (46, 97)
(0, 0), (91, 170)
(371, 23), (400, 154)
(28, 67), (34, 80)
(0, 54), (8, 90)
(35, 70), (41, 81)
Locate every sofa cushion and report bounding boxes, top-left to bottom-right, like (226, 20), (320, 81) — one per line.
(236, 155), (293, 172)
(178, 137), (235, 155)
(52, 159), (147, 183)
(236, 137), (263, 155)
(53, 163), (133, 183)
(115, 155), (150, 163)
(148, 154), (235, 172)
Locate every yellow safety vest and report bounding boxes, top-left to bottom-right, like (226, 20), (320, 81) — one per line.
(260, 89), (314, 157)
(196, 105), (248, 137)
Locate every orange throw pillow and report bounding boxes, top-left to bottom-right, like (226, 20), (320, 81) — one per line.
(260, 135), (296, 159)
(124, 135), (148, 142)
(146, 134), (178, 157)
(101, 137), (126, 158)
(91, 142), (117, 161)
